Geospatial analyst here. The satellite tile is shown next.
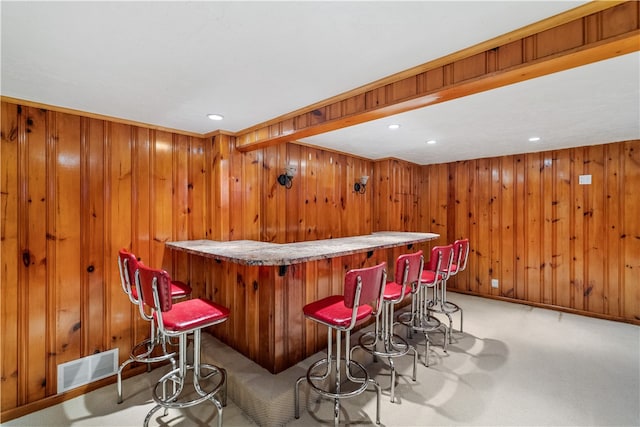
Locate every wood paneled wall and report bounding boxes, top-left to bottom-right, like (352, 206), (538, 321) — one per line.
(372, 141), (640, 322)
(0, 100), (375, 417)
(209, 135), (373, 244)
(442, 142), (640, 321)
(0, 102), (212, 415)
(2, 98), (639, 418)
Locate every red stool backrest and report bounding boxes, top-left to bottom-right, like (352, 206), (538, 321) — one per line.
(395, 250), (424, 288)
(453, 238), (470, 272)
(426, 244), (455, 280)
(344, 262), (387, 310)
(136, 264), (174, 313)
(118, 248), (140, 303)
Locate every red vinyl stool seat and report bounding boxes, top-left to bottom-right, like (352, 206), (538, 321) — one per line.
(353, 251), (423, 402)
(398, 245), (453, 366)
(295, 262), (387, 426)
(136, 264), (229, 427)
(116, 249), (192, 404)
(432, 238), (469, 341)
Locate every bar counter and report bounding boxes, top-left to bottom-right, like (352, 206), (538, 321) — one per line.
(166, 231), (439, 373)
(166, 231), (438, 266)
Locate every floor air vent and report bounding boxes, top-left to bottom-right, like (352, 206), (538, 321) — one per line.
(57, 348), (119, 393)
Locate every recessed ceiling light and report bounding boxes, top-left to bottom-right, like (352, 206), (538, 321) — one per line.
(388, 124), (400, 130)
(426, 140), (437, 145)
(528, 136), (541, 142)
(207, 114), (224, 121)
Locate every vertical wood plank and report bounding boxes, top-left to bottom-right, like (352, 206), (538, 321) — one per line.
(490, 158), (501, 297)
(234, 265), (249, 356)
(373, 160), (391, 231)
(500, 156), (516, 298)
(189, 137), (207, 240)
(332, 154), (345, 236)
(321, 150), (334, 237)
(389, 160), (402, 230)
(514, 155), (527, 300)
(172, 134), (190, 287)
(242, 148), (261, 241)
(52, 112), (83, 370)
(1, 102), (19, 410)
(261, 145), (283, 243)
(211, 134), (230, 241)
(257, 266), (274, 368)
(284, 263), (304, 368)
(467, 160), (481, 293)
(132, 127), (150, 344)
(433, 163), (449, 245)
(83, 118), (106, 355)
(572, 147), (585, 311)
(541, 154), (554, 305)
(451, 161), (471, 291)
(524, 153), (542, 303)
(475, 159), (491, 294)
(554, 149), (573, 309)
(286, 144), (303, 242)
(43, 110), (58, 398)
(188, 138), (208, 298)
(271, 268), (286, 372)
(585, 145), (605, 314)
(23, 107), (48, 402)
(107, 122), (133, 367)
(303, 148), (318, 241)
(338, 154), (351, 236)
(352, 157), (368, 235)
(604, 143), (622, 317)
(245, 263), (261, 362)
(623, 141), (640, 321)
(152, 130), (173, 270)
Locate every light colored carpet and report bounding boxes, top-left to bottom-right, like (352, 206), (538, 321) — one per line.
(4, 293), (639, 426)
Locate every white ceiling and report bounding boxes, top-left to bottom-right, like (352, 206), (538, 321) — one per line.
(302, 52), (640, 164)
(2, 1), (639, 165)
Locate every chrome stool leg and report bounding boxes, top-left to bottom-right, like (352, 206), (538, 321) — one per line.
(296, 327), (379, 424)
(399, 283), (446, 367)
(294, 263), (386, 425)
(144, 331), (226, 427)
(117, 326), (177, 404)
(353, 252), (423, 403)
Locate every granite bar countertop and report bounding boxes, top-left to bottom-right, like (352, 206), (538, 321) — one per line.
(165, 231), (439, 266)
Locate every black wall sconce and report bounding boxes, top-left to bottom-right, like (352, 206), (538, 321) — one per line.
(277, 165), (297, 189)
(354, 175), (369, 194)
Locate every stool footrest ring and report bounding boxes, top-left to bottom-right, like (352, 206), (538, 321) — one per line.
(398, 312), (442, 332)
(151, 364), (226, 409)
(306, 358), (370, 400)
(428, 300), (461, 315)
(129, 337), (177, 363)
(358, 331), (412, 358)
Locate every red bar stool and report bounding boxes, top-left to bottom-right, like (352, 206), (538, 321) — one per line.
(116, 249), (192, 404)
(399, 245), (453, 366)
(352, 251), (422, 403)
(294, 262), (387, 426)
(135, 264), (230, 427)
(437, 238), (470, 340)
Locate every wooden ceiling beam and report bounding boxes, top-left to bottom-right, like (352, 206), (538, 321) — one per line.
(235, 1), (639, 151)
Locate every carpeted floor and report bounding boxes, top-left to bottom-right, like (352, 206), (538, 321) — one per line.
(4, 293), (639, 426)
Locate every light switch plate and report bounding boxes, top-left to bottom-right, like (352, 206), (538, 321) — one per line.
(579, 174), (592, 185)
